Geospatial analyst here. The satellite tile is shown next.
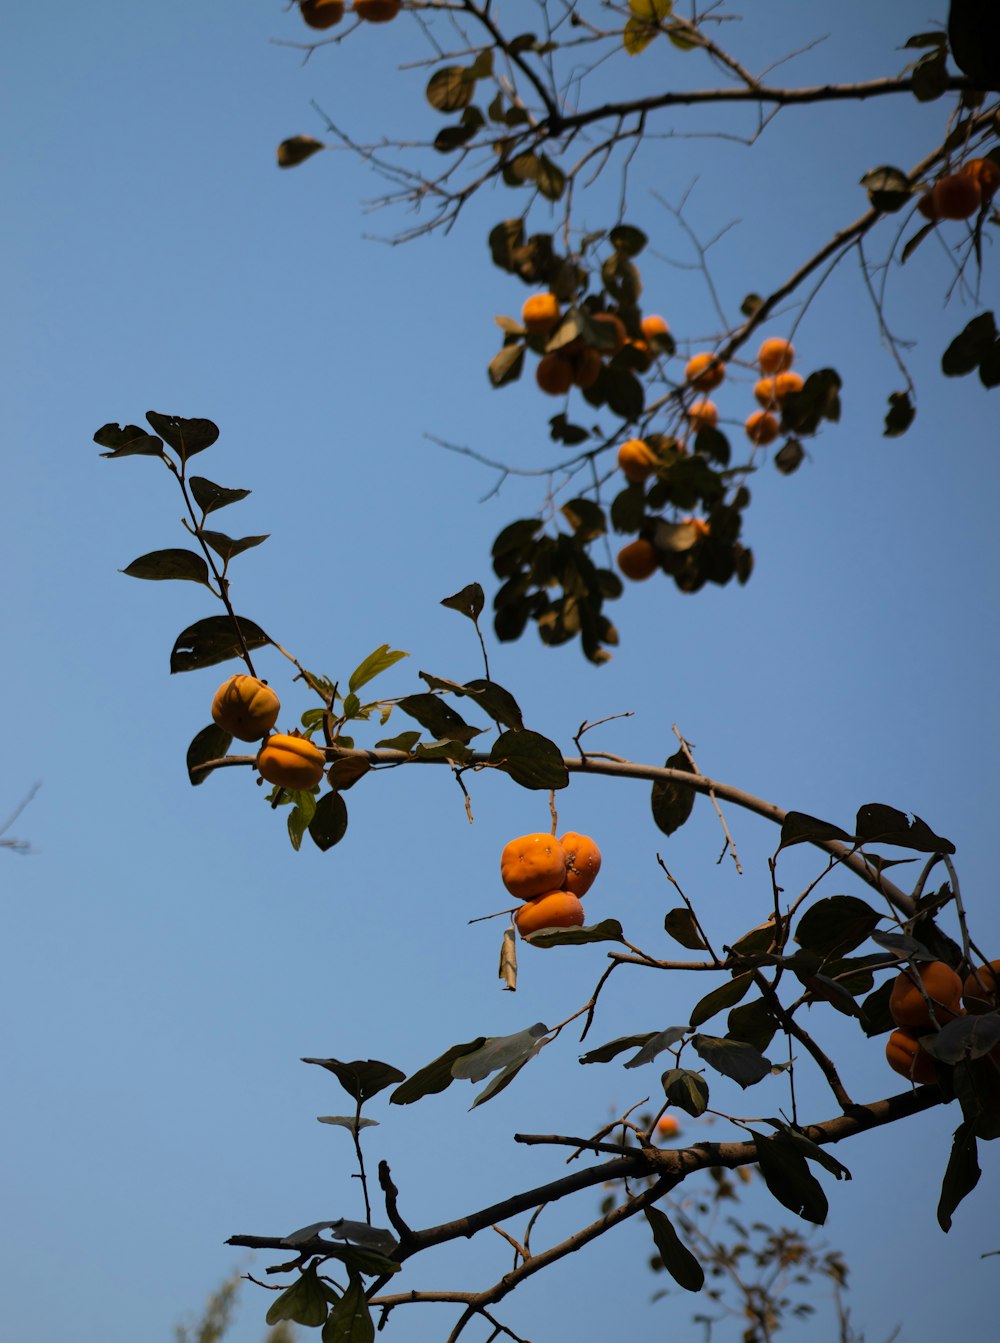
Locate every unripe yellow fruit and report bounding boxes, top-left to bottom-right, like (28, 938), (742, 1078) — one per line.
(211, 675), (281, 742)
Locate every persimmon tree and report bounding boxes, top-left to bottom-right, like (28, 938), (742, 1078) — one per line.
(277, 0), (999, 663)
(90, 3), (999, 1341)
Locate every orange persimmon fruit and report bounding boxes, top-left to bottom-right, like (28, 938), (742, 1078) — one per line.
(641, 314), (670, 341)
(571, 346), (603, 389)
(300, 0), (345, 27)
(932, 172), (981, 220)
(501, 833), (568, 901)
(560, 832), (602, 896)
(685, 352), (725, 391)
(618, 538), (658, 581)
(745, 410), (780, 445)
(885, 1028), (939, 1086)
(961, 157), (1000, 203)
(656, 1114), (681, 1138)
(256, 733), (326, 790)
(536, 352), (574, 396)
(617, 437), (657, 484)
(353, 0), (402, 20)
(515, 889), (585, 939)
(757, 338), (795, 375)
(687, 399), (718, 431)
(753, 371), (804, 407)
(889, 961), (963, 1029)
(521, 293), (561, 335)
(963, 960), (1000, 1013)
(590, 312), (628, 355)
(211, 675), (281, 742)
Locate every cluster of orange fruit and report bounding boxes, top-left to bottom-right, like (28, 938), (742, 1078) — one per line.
(885, 958), (1000, 1087)
(211, 674), (327, 790)
(916, 157), (1000, 223)
(522, 295), (671, 396)
(298, 0), (401, 28)
(614, 336), (799, 582)
(500, 831), (602, 940)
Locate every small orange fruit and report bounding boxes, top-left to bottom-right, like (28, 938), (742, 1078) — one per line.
(917, 191), (940, 222)
(656, 1114), (681, 1139)
(617, 438), (657, 484)
(685, 352), (725, 391)
(521, 293), (561, 335)
(590, 312), (627, 355)
(961, 157), (1000, 204)
(889, 961), (963, 1029)
(535, 352), (574, 396)
(571, 346), (603, 390)
(626, 338), (653, 371)
(300, 0), (345, 27)
(559, 832), (602, 896)
(757, 338), (794, 375)
(885, 1028), (939, 1086)
(353, 0), (402, 20)
(745, 410), (780, 445)
(963, 960), (1000, 1013)
(618, 538), (658, 581)
(753, 371), (804, 407)
(501, 833), (567, 901)
(687, 399), (718, 431)
(932, 172), (981, 221)
(641, 314), (670, 341)
(515, 890), (585, 939)
(211, 675), (281, 742)
(257, 733), (326, 790)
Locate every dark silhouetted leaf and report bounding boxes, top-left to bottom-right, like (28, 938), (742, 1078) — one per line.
(325, 758), (370, 791)
(860, 165), (911, 212)
(309, 790), (348, 851)
(488, 342), (525, 387)
(490, 729), (568, 790)
(452, 1025), (548, 1084)
(322, 1273), (374, 1343)
(186, 724), (233, 787)
(302, 1058), (406, 1104)
(778, 810), (852, 850)
(189, 476), (251, 515)
(941, 312), (997, 376)
(145, 411), (218, 459)
(549, 413), (591, 446)
(727, 998), (778, 1053)
(375, 731), (421, 753)
(692, 1035), (772, 1088)
(390, 1038), (488, 1105)
(859, 978), (895, 1037)
(122, 549), (210, 585)
(661, 1067), (709, 1117)
(922, 1012), (1000, 1064)
(201, 530), (269, 563)
(609, 224), (649, 257)
(579, 1032), (658, 1065)
(277, 135), (325, 168)
(651, 750), (697, 837)
(169, 615), (271, 673)
(398, 694), (482, 743)
(948, 0), (1000, 91)
(911, 49), (949, 100)
(440, 583), (485, 621)
(754, 1133), (828, 1224)
(765, 1121), (851, 1181)
(348, 644), (408, 693)
(855, 803), (954, 853)
(426, 66), (475, 113)
(535, 154), (566, 201)
(461, 678), (523, 730)
(795, 895), (882, 957)
(741, 293), (764, 318)
(937, 1121), (980, 1232)
(526, 919), (625, 947)
(689, 973), (754, 1029)
(624, 1026), (687, 1069)
(266, 1266), (331, 1328)
(884, 391), (916, 437)
(644, 1206), (704, 1292)
(664, 907), (707, 950)
(94, 422), (163, 458)
(604, 367), (645, 421)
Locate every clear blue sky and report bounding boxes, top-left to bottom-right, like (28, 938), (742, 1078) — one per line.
(3, 3), (998, 1340)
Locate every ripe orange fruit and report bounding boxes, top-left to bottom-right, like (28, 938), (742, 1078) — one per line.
(687, 399), (718, 431)
(353, 0), (402, 20)
(300, 0), (345, 27)
(618, 538), (658, 581)
(626, 338), (653, 371)
(501, 833), (567, 901)
(617, 437), (657, 484)
(591, 312), (627, 355)
(885, 1028), (938, 1086)
(257, 733), (326, 790)
(916, 191), (939, 222)
(521, 293), (561, 335)
(889, 961), (963, 1029)
(757, 338), (794, 375)
(559, 832), (602, 896)
(515, 889), (585, 939)
(641, 314), (670, 341)
(932, 172), (981, 220)
(656, 1114), (681, 1138)
(745, 410), (780, 445)
(963, 960), (1000, 1013)
(571, 346), (603, 389)
(753, 371), (804, 407)
(536, 352), (574, 396)
(685, 352), (725, 391)
(211, 675), (281, 742)
(962, 157), (1000, 204)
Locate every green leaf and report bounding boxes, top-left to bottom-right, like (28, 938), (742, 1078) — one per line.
(688, 972), (754, 1029)
(859, 977), (895, 1037)
(937, 1121), (980, 1232)
(608, 224), (649, 257)
(526, 919), (625, 948)
(301, 1057), (406, 1104)
(121, 549), (210, 585)
(980, 340), (1000, 389)
(624, 1026), (688, 1069)
(348, 644), (409, 694)
(189, 477), (251, 515)
(309, 791), (349, 851)
(186, 724), (233, 787)
(778, 810), (852, 849)
(740, 293), (764, 318)
(461, 678), (524, 730)
(535, 155), (566, 202)
(692, 1035), (772, 1088)
(855, 803), (955, 854)
(398, 693), (482, 743)
(94, 422), (163, 458)
(266, 1266), (330, 1328)
(664, 907), (707, 950)
(753, 1133), (828, 1224)
(325, 757), (370, 790)
(661, 1067), (709, 1117)
(390, 1038), (489, 1105)
(469, 1054), (535, 1108)
(644, 1206), (704, 1292)
(374, 731), (421, 753)
(317, 1115), (379, 1132)
(859, 165), (911, 212)
(199, 530), (269, 563)
(561, 497), (607, 540)
(488, 342), (525, 387)
(911, 49), (949, 101)
(651, 750), (697, 837)
(287, 789), (317, 852)
(603, 367), (645, 422)
(322, 1273), (374, 1343)
(794, 895), (882, 957)
(623, 17), (658, 56)
(883, 391), (916, 437)
(169, 615), (271, 674)
(426, 66), (475, 113)
(145, 411), (218, 460)
(922, 1012), (1000, 1065)
(579, 1032), (659, 1066)
(941, 312), (997, 377)
(440, 583), (485, 622)
(451, 1025), (549, 1083)
(764, 1120), (851, 1181)
(413, 739), (473, 764)
(727, 998), (778, 1053)
(488, 219), (524, 272)
(490, 729), (569, 790)
(277, 135), (325, 168)
(549, 412), (591, 446)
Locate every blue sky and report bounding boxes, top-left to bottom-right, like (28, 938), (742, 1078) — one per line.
(3, 3), (999, 1341)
